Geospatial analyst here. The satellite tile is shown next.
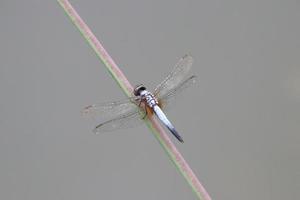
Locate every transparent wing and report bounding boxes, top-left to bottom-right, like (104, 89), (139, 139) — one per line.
(82, 97), (140, 121)
(159, 75), (197, 111)
(93, 76), (196, 133)
(160, 75), (197, 101)
(93, 110), (145, 133)
(154, 55), (193, 97)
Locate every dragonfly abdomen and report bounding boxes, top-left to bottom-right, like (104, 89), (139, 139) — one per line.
(153, 105), (184, 143)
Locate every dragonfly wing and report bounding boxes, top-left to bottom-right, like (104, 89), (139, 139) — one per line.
(93, 110), (145, 133)
(159, 75), (197, 111)
(82, 97), (140, 122)
(154, 55), (193, 97)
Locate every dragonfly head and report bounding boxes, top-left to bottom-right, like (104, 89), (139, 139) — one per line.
(134, 84), (146, 96)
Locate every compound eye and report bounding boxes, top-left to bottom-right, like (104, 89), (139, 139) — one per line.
(140, 86), (146, 91)
(134, 85), (146, 96)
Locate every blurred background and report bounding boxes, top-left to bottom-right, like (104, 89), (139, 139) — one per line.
(0, 0), (299, 199)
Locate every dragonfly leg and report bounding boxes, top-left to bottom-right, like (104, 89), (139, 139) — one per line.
(138, 99), (142, 107)
(136, 98), (147, 119)
(142, 103), (148, 119)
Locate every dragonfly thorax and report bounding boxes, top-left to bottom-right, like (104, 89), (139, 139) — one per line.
(140, 90), (158, 108)
(134, 85), (157, 108)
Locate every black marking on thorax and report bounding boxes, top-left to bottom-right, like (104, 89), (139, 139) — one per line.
(141, 91), (158, 108)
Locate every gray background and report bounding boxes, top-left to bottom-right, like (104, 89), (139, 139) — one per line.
(0, 0), (299, 199)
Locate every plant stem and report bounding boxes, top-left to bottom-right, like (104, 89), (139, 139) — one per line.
(57, 1), (212, 199)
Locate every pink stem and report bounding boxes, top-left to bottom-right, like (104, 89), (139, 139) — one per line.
(58, 1), (212, 199)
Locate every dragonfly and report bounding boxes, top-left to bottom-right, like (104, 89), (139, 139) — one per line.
(83, 55), (196, 143)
